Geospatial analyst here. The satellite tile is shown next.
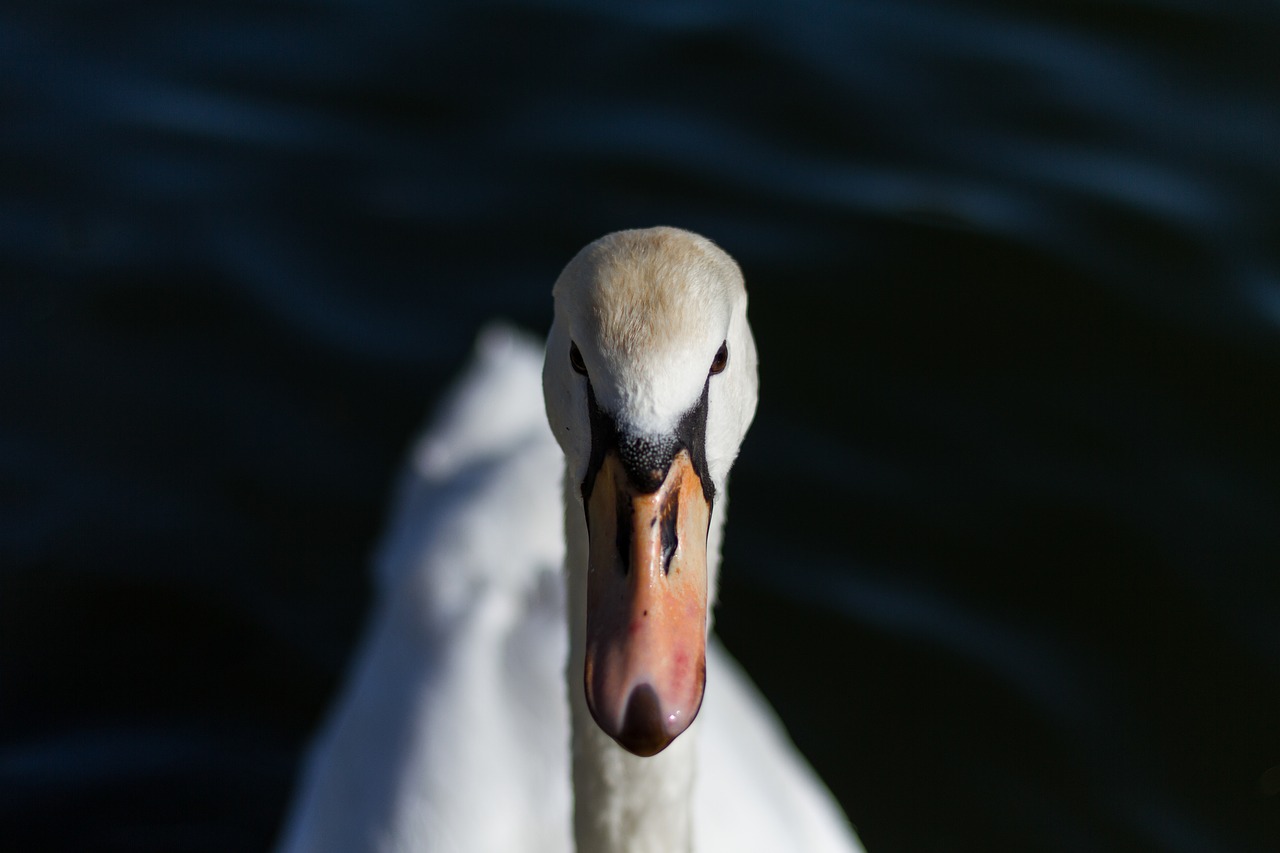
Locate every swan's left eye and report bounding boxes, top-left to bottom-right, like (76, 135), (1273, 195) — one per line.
(569, 342), (588, 376)
(709, 341), (729, 375)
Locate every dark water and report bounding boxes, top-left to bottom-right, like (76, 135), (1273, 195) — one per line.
(3, 1), (1279, 850)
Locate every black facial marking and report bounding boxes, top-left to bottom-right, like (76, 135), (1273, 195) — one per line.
(581, 381), (614, 504)
(581, 375), (715, 579)
(675, 378), (716, 505)
(580, 377), (716, 506)
(617, 433), (676, 493)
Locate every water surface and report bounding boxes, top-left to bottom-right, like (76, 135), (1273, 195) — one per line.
(2, 1), (1278, 850)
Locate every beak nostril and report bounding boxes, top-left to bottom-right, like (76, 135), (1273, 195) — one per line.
(659, 486), (679, 574)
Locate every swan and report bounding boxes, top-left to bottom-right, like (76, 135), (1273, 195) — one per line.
(276, 227), (864, 853)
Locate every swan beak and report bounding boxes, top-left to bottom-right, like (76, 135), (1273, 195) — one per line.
(583, 448), (709, 757)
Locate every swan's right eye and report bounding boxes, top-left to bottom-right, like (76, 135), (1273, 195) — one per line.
(569, 342), (588, 376)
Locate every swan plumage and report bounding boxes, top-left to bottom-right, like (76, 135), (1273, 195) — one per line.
(277, 228), (863, 853)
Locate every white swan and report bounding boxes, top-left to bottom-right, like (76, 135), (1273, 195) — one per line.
(276, 227), (864, 853)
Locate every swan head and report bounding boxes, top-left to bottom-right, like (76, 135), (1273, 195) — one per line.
(544, 227), (758, 756)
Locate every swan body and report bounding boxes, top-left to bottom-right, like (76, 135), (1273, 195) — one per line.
(276, 229), (863, 853)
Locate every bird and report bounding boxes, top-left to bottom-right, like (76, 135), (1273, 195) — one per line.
(275, 227), (864, 853)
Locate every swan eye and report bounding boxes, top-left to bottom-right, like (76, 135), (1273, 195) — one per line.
(709, 341), (729, 376)
(569, 342), (588, 376)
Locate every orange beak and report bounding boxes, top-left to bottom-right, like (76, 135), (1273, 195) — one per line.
(583, 448), (710, 756)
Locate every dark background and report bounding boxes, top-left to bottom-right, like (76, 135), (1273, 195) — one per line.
(3, 1), (1279, 851)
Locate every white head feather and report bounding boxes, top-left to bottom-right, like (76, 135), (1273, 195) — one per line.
(543, 226), (758, 494)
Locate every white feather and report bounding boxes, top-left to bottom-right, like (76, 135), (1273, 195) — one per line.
(277, 230), (864, 853)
